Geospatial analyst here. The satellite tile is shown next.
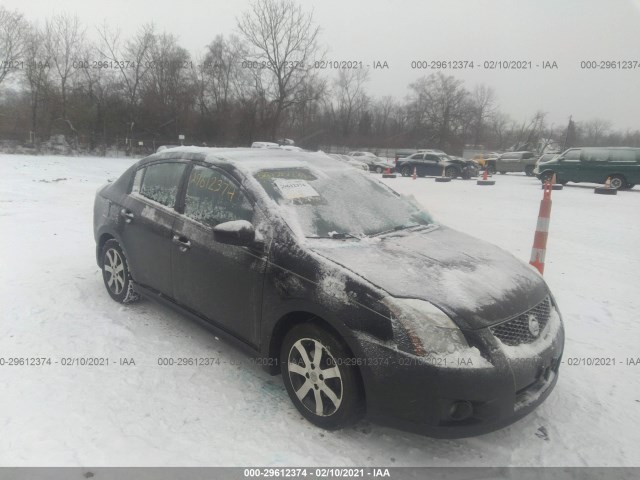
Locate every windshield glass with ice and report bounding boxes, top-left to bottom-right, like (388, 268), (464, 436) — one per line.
(253, 167), (432, 238)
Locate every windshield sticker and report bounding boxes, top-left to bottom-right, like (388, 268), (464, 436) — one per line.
(273, 178), (320, 200)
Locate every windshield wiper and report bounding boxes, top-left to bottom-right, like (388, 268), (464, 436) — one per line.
(369, 223), (427, 237)
(306, 232), (362, 240)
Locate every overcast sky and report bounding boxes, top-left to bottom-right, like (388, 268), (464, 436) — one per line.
(4, 0), (639, 130)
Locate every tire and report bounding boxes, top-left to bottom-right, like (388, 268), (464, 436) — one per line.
(101, 239), (139, 304)
(608, 175), (626, 190)
(444, 166), (458, 179)
(540, 171), (555, 184)
(375, 166), (383, 174)
(486, 163), (496, 174)
(281, 322), (364, 430)
(524, 165), (535, 176)
(401, 166), (412, 177)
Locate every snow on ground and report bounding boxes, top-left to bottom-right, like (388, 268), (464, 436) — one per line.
(0, 154), (639, 466)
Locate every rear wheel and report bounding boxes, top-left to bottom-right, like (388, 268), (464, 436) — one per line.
(499, 171), (506, 175)
(609, 175), (626, 190)
(486, 163), (496, 174)
(375, 166), (383, 174)
(524, 165), (535, 176)
(401, 166), (412, 177)
(101, 239), (139, 304)
(281, 323), (363, 430)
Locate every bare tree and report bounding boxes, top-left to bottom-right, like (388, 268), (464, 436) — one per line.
(22, 24), (51, 142)
(330, 68), (369, 139)
(582, 118), (612, 146)
(0, 6), (28, 86)
(237, 0), (322, 139)
(471, 84), (495, 147)
(408, 72), (469, 150)
(97, 22), (155, 146)
(45, 14), (85, 121)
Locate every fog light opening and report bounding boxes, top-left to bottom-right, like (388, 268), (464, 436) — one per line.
(449, 400), (474, 421)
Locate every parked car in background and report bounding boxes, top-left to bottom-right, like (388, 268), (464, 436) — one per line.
(473, 152), (500, 168)
(94, 147), (564, 437)
(534, 147), (640, 189)
(328, 153), (370, 171)
(156, 145), (180, 153)
(280, 145), (304, 152)
(251, 141), (281, 149)
(536, 153), (559, 166)
(348, 151), (393, 173)
(396, 152), (478, 179)
(486, 151), (537, 176)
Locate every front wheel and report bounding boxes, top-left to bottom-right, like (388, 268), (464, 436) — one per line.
(525, 165), (535, 176)
(444, 166), (458, 179)
(486, 163), (496, 174)
(101, 239), (139, 304)
(401, 166), (412, 177)
(281, 323), (364, 430)
(540, 171), (555, 184)
(375, 166), (383, 174)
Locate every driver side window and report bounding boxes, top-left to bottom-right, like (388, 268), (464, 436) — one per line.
(184, 165), (253, 227)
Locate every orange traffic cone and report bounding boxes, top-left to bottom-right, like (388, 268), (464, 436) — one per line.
(382, 167), (396, 179)
(530, 182), (553, 275)
(477, 166), (495, 185)
(412, 167), (417, 180)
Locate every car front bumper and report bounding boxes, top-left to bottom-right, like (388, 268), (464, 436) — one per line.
(349, 317), (565, 438)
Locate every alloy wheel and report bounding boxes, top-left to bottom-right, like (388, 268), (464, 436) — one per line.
(104, 248), (126, 295)
(288, 338), (343, 417)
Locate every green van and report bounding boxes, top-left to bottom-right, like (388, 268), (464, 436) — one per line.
(534, 147), (640, 189)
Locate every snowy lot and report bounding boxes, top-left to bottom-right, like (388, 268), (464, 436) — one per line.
(0, 154), (639, 467)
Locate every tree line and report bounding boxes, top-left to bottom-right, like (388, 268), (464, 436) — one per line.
(0, 0), (638, 156)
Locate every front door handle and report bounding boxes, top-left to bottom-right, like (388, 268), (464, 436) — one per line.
(120, 209), (134, 223)
(172, 235), (191, 251)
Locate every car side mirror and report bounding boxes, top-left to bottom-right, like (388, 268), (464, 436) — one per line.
(213, 220), (255, 247)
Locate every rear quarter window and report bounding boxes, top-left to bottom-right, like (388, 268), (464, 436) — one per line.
(610, 150), (638, 163)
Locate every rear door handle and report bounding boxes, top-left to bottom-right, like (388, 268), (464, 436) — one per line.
(172, 235), (191, 251)
(120, 209), (134, 223)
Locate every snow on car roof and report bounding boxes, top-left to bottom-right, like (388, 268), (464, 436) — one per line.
(152, 146), (355, 175)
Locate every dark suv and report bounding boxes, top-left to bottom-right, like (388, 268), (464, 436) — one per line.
(94, 147), (564, 437)
(396, 152), (478, 179)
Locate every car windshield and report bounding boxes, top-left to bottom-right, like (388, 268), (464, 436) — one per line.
(253, 167), (432, 238)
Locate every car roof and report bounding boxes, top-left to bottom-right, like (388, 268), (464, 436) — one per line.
(146, 146), (356, 175)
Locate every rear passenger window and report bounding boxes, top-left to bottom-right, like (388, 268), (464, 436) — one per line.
(184, 166), (253, 227)
(139, 162), (186, 207)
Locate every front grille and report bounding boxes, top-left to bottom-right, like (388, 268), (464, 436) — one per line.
(490, 296), (552, 346)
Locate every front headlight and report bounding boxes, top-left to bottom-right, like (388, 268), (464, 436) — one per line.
(383, 297), (468, 356)
(383, 297), (493, 368)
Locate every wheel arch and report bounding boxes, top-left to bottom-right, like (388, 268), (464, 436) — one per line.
(97, 232), (116, 267)
(268, 311), (367, 411)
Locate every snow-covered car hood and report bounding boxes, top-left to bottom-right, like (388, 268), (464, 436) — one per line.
(309, 226), (549, 330)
